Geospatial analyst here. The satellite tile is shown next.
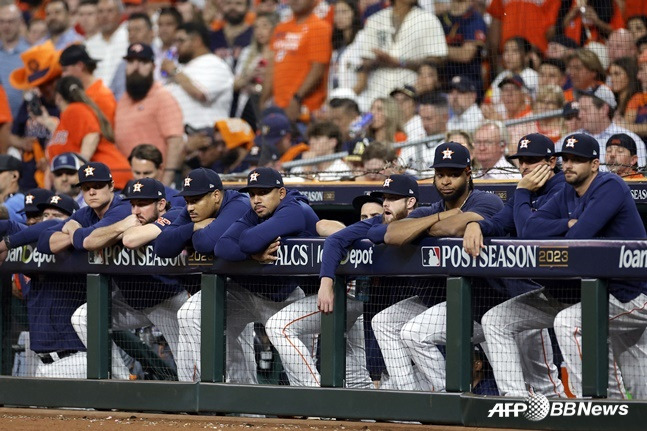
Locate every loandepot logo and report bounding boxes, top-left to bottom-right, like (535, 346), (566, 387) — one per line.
(487, 392), (629, 422)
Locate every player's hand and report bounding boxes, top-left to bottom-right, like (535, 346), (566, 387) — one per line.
(193, 217), (215, 231)
(62, 219), (82, 234)
(517, 164), (551, 192)
(463, 222), (484, 257)
(251, 237), (280, 263)
(121, 214), (141, 230)
(317, 277), (335, 313)
(568, 219), (578, 228)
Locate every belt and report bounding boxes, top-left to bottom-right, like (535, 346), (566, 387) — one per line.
(37, 350), (78, 364)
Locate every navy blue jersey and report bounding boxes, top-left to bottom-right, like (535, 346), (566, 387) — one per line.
(0, 219), (26, 236)
(154, 190), (249, 257)
(9, 219), (63, 248)
(165, 186), (187, 208)
(409, 189), (504, 222)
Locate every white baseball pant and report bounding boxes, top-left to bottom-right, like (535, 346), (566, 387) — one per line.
(36, 351), (88, 378)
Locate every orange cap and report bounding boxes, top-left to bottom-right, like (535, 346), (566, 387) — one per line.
(9, 41), (62, 90)
(214, 118), (255, 151)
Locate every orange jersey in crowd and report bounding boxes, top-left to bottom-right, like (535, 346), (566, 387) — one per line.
(488, 0), (560, 53)
(270, 13), (332, 112)
(0, 85), (11, 124)
(46, 103), (132, 189)
(563, 0), (625, 45)
(86, 79), (117, 126)
(624, 0), (647, 20)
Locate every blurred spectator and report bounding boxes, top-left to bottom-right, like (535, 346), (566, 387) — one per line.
(329, 0), (362, 96)
(607, 29), (638, 63)
(59, 44), (117, 124)
(261, 0), (332, 121)
(327, 95), (361, 149)
(49, 152), (85, 208)
(638, 35), (647, 54)
(115, 43), (184, 186)
(158, 7), (183, 54)
(446, 129), (477, 169)
(211, 0), (253, 69)
(163, 22), (233, 128)
(569, 84), (646, 169)
(418, 91), (449, 137)
(623, 51), (647, 139)
(37, 76), (132, 189)
(76, 0), (99, 39)
(123, 0), (145, 15)
(356, 0), (447, 110)
(545, 35), (579, 60)
(356, 141), (398, 181)
(0, 4), (30, 116)
(605, 133), (644, 178)
(534, 84), (565, 142)
(367, 97), (406, 144)
(439, 0), (487, 100)
(538, 58), (568, 89)
(390, 85), (425, 140)
(414, 62), (440, 95)
(625, 3), (647, 21)
(498, 75), (535, 152)
(257, 0), (280, 14)
(608, 57), (640, 123)
(127, 144), (186, 207)
(26, 19), (48, 46)
(0, 155), (25, 222)
(447, 76), (483, 134)
(563, 100), (582, 134)
(472, 121), (520, 180)
(291, 121), (351, 180)
(43, 0), (84, 49)
(85, 0), (129, 86)
(562, 0), (624, 46)
(203, 118), (255, 173)
(254, 111), (308, 164)
(0, 84), (10, 153)
(627, 14), (647, 42)
(564, 49), (606, 101)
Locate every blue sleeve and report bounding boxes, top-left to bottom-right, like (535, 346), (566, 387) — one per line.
(408, 205), (439, 219)
(320, 219), (375, 279)
(468, 194), (504, 218)
(522, 193), (570, 238)
(154, 209), (194, 257)
(565, 180), (625, 239)
(213, 210), (256, 261)
(71, 203), (131, 250)
(366, 220), (387, 244)
(238, 202), (307, 255)
(192, 198), (250, 254)
(0, 220), (26, 236)
(37, 221), (68, 254)
(479, 199), (515, 237)
(8, 219), (62, 247)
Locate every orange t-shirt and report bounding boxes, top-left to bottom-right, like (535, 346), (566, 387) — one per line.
(270, 13), (332, 112)
(86, 79), (117, 126)
(563, 0), (625, 45)
(626, 92), (647, 113)
(46, 103), (132, 189)
(487, 0), (560, 53)
(624, 0), (647, 20)
(0, 85), (11, 124)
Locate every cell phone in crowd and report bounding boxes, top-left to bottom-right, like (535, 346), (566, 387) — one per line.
(24, 91), (43, 116)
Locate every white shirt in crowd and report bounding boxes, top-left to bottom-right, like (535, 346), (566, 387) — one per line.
(85, 24), (129, 86)
(290, 158), (353, 181)
(478, 155), (521, 180)
(446, 104), (484, 134)
(399, 115), (437, 172)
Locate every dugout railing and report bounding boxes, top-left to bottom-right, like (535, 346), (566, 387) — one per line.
(0, 238), (646, 431)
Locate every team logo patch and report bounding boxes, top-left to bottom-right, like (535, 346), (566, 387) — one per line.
(249, 171), (259, 182)
(184, 177), (192, 187)
(132, 182), (143, 192)
(421, 246), (441, 267)
(442, 148), (454, 159)
(382, 178), (392, 187)
(519, 139), (530, 149)
(84, 166), (95, 177)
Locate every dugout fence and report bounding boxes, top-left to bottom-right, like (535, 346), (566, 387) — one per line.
(0, 238), (646, 430)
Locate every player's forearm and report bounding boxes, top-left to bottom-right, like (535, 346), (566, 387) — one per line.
(49, 231), (73, 253)
(316, 219), (345, 237)
(384, 217), (435, 246)
(122, 225), (161, 249)
(429, 213), (482, 237)
(82, 221), (129, 251)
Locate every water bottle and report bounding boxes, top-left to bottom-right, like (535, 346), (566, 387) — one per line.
(348, 113), (374, 139)
(161, 46), (178, 78)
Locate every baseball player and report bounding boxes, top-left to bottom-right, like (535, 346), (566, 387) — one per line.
(519, 134), (647, 399)
(154, 168), (251, 382)
(374, 142), (504, 391)
(463, 133), (568, 397)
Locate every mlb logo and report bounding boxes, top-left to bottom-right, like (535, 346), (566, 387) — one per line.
(421, 246), (441, 267)
(88, 250), (105, 265)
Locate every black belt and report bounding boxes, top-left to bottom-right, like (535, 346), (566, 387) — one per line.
(37, 350), (78, 364)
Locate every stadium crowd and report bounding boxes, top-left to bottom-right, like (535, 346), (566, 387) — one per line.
(0, 0), (646, 405)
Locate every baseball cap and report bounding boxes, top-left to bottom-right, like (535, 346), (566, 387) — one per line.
(0, 155), (22, 173)
(123, 177), (166, 201)
(498, 74), (527, 90)
(73, 162), (113, 186)
(175, 168), (223, 197)
(352, 194), (383, 213)
(37, 193), (79, 216)
(370, 174), (419, 200)
(508, 133), (555, 159)
(329, 87), (358, 103)
(59, 44), (98, 67)
(557, 133), (600, 159)
(576, 84), (617, 109)
(214, 118), (255, 150)
(51, 152), (85, 172)
(548, 35), (579, 50)
(20, 188), (54, 214)
(563, 101), (580, 119)
(254, 113), (292, 147)
(239, 167), (284, 193)
(449, 76), (477, 93)
(389, 85), (416, 99)
(432, 142), (471, 169)
(606, 133), (637, 156)
(123, 43), (155, 62)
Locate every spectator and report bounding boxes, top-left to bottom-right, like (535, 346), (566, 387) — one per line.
(534, 84), (565, 142)
(85, 0), (129, 87)
(538, 58), (568, 89)
(327, 96), (361, 150)
(545, 35), (579, 60)
(446, 129), (477, 169)
(564, 49), (606, 102)
(568, 84), (647, 169)
(254, 111), (308, 165)
(447, 76), (483, 134)
(607, 29), (638, 63)
(563, 100), (582, 134)
(473, 121), (521, 180)
(76, 0), (99, 39)
(608, 57), (640, 123)
(390, 85), (425, 140)
(199, 118), (255, 174)
(0, 4), (30, 117)
(628, 14), (647, 42)
(605, 133), (644, 178)
(497, 75), (535, 151)
(59, 43), (117, 124)
(211, 0), (253, 69)
(43, 0), (84, 49)
(623, 51), (647, 139)
(158, 7), (183, 55)
(0, 155), (25, 222)
(0, 85), (10, 153)
(36, 76), (132, 189)
(638, 35), (647, 54)
(418, 91), (449, 137)
(291, 120), (351, 180)
(162, 22), (233, 129)
(329, 0), (362, 96)
(260, 0), (332, 121)
(26, 18), (48, 46)
(128, 144), (186, 208)
(115, 43), (184, 186)
(562, 0), (624, 46)
(50, 152), (86, 208)
(414, 62), (440, 95)
(356, 141), (398, 181)
(367, 97), (406, 144)
(438, 0), (487, 100)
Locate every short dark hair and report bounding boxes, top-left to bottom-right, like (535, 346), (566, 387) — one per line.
(128, 144), (163, 168)
(540, 58), (566, 74)
(128, 12), (152, 29)
(307, 121), (342, 151)
(159, 7), (183, 27)
(417, 91), (448, 109)
(636, 35), (647, 50)
(329, 97), (360, 116)
(178, 22), (210, 50)
(361, 141), (397, 164)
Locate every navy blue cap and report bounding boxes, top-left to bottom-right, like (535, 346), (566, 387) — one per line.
(21, 188), (54, 214)
(175, 168), (223, 197)
(123, 43), (155, 62)
(370, 174), (419, 200)
(432, 142), (471, 169)
(557, 133), (600, 159)
(73, 162), (113, 186)
(498, 74), (527, 90)
(449, 76), (477, 93)
(508, 133), (555, 159)
(37, 193), (79, 216)
(563, 101), (579, 119)
(352, 194), (383, 212)
(606, 133), (637, 156)
(60, 44), (98, 67)
(51, 152), (86, 172)
(254, 113), (292, 147)
(123, 178), (166, 201)
(239, 167), (284, 193)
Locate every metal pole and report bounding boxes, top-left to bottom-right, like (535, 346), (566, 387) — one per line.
(320, 276), (347, 387)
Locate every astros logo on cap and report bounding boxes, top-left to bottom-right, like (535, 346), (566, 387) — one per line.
(442, 148), (454, 159)
(519, 139), (530, 149)
(84, 166), (95, 176)
(249, 172), (259, 182)
(184, 177), (192, 187)
(565, 137), (577, 148)
(132, 182), (143, 192)
(25, 195), (34, 204)
(383, 178), (393, 187)
(50, 196), (61, 204)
